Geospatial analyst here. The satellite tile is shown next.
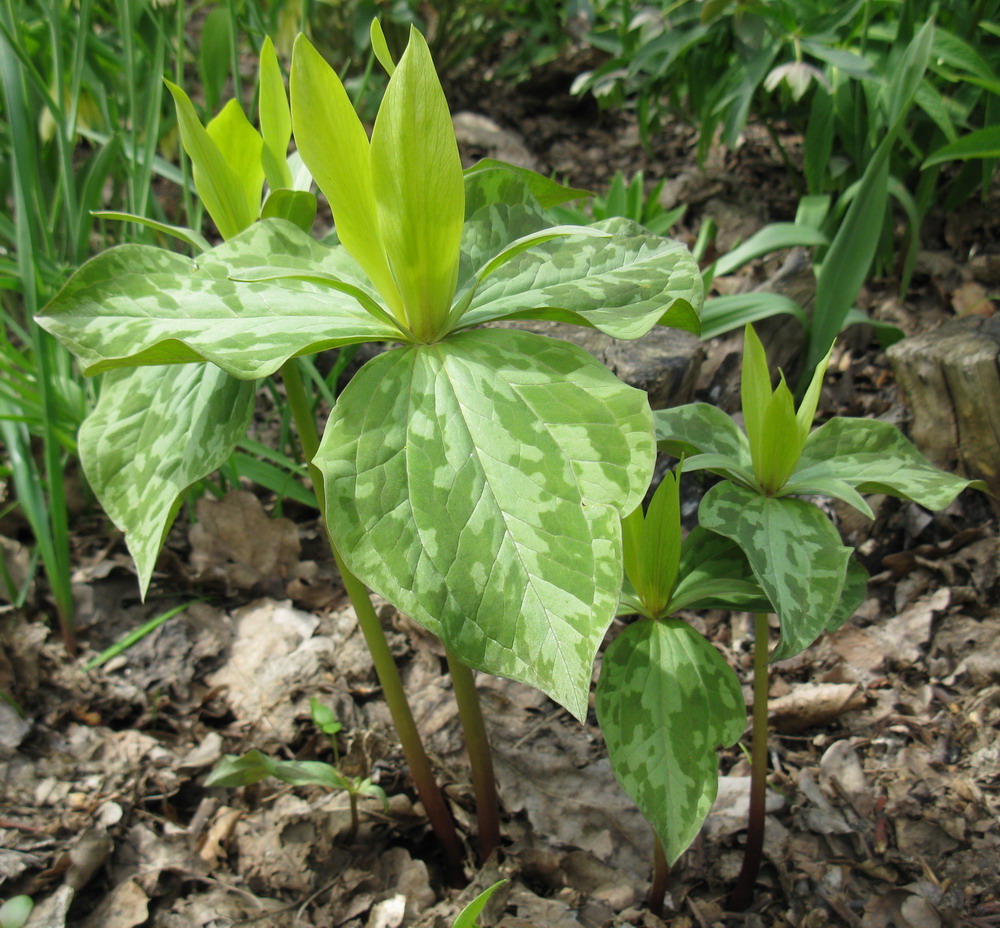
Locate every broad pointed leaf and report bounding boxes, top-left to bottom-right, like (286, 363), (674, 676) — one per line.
(797, 418), (981, 508)
(699, 482), (853, 661)
(654, 402), (751, 469)
(79, 364), (255, 595)
(37, 220), (399, 379)
(318, 328), (655, 719)
(460, 218), (702, 339)
(596, 619), (745, 864)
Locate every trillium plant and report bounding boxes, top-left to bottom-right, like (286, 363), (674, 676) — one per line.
(632, 324), (979, 909)
(37, 22), (702, 878)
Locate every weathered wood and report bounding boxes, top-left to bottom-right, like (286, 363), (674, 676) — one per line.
(887, 315), (1000, 501)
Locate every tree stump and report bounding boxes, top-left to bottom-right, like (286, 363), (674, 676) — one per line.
(887, 315), (1000, 502)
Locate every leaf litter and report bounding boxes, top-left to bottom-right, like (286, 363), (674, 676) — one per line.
(3, 101), (1000, 927)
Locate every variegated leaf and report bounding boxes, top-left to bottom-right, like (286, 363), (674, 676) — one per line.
(654, 402), (752, 468)
(596, 619), (745, 865)
(456, 203), (551, 294)
(459, 218), (702, 338)
(318, 328), (655, 719)
(796, 418), (981, 509)
(669, 526), (771, 613)
(79, 364), (255, 595)
(37, 220), (398, 379)
(826, 557), (869, 633)
(699, 482), (853, 661)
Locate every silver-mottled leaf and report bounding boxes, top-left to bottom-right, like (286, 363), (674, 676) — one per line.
(655, 402), (752, 469)
(460, 218), (702, 339)
(318, 328), (655, 719)
(79, 364), (255, 595)
(699, 482), (853, 661)
(797, 417), (981, 510)
(38, 220), (398, 379)
(596, 619), (745, 864)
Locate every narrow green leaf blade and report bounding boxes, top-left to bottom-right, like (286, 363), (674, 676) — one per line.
(463, 219), (703, 338)
(318, 329), (655, 719)
(596, 619), (745, 864)
(699, 482), (852, 661)
(452, 881), (506, 928)
(37, 221), (399, 379)
(923, 125), (1000, 167)
(80, 365), (255, 595)
(797, 418), (981, 508)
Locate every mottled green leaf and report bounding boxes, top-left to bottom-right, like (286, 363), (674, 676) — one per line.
(796, 418), (981, 510)
(318, 328), (655, 719)
(37, 221), (398, 379)
(79, 365), (254, 595)
(699, 482), (852, 661)
(654, 402), (751, 470)
(826, 557), (868, 633)
(460, 218), (702, 338)
(457, 202), (549, 293)
(669, 526), (771, 613)
(463, 158), (590, 212)
(596, 619), (745, 864)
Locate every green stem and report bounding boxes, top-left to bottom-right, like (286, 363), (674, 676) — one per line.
(446, 649), (500, 862)
(648, 833), (669, 916)
(280, 360), (464, 881)
(728, 612), (770, 911)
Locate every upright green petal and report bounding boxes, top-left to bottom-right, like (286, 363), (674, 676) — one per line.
(741, 324), (774, 482)
(369, 27), (464, 341)
(166, 81), (258, 239)
(258, 36), (294, 190)
(290, 35), (403, 318)
(206, 99), (265, 222)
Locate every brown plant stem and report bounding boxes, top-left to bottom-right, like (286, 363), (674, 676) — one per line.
(648, 833), (669, 916)
(446, 648), (500, 862)
(728, 612), (771, 910)
(281, 360), (463, 881)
